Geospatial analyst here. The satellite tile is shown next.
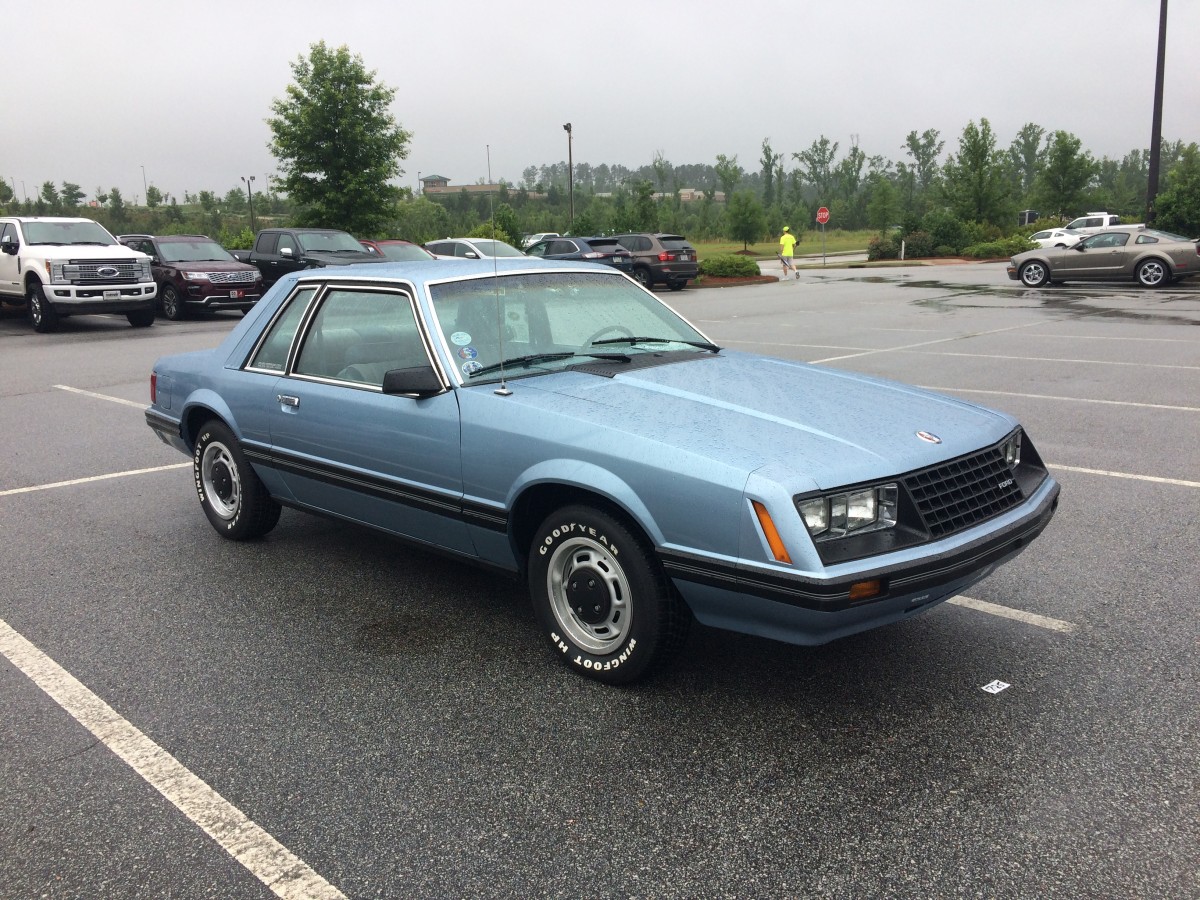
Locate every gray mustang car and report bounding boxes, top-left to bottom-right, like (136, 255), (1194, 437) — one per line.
(1008, 226), (1199, 287)
(146, 259), (1059, 684)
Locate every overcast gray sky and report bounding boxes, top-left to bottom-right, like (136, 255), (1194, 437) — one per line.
(5, 0), (1197, 204)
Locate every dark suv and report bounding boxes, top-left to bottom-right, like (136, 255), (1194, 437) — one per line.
(119, 234), (263, 320)
(612, 233), (698, 291)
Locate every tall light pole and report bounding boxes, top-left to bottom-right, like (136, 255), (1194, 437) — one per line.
(140, 165), (148, 204)
(1146, 0), (1168, 223)
(563, 123), (573, 229)
(241, 175), (256, 232)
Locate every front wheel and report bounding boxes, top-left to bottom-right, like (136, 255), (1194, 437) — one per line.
(1019, 261), (1050, 288)
(528, 504), (689, 684)
(632, 267), (653, 289)
(160, 285), (186, 320)
(28, 283), (59, 333)
(193, 420), (281, 540)
(1136, 259), (1168, 288)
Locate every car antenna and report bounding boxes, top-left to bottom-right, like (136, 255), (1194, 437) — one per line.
(487, 143), (512, 397)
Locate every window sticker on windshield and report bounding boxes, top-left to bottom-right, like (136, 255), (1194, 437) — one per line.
(457, 346), (478, 360)
(451, 331), (472, 346)
(462, 360), (483, 376)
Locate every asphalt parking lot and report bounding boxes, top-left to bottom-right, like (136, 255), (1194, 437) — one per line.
(2, 264), (1197, 899)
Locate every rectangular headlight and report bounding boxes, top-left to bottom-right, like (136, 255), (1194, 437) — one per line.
(1003, 431), (1022, 468)
(797, 483), (899, 540)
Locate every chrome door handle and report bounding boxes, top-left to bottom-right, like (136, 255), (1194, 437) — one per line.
(277, 394), (300, 408)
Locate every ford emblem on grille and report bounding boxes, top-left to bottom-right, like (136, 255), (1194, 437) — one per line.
(97, 266), (120, 278)
(916, 431), (942, 444)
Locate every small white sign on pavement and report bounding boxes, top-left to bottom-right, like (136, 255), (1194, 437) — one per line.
(982, 679), (1011, 694)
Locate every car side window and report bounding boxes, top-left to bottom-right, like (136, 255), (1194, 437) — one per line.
(247, 286), (318, 372)
(548, 240), (576, 255)
(454, 243), (475, 258)
(294, 287), (426, 387)
(1135, 235), (1158, 244)
(637, 236), (652, 251)
(276, 234), (298, 257)
(526, 241), (548, 258)
(1, 223), (17, 244)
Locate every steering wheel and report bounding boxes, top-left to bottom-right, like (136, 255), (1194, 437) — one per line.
(582, 325), (634, 349)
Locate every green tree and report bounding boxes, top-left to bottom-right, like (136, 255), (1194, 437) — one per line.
(795, 136), (839, 203)
(725, 191), (766, 250)
(492, 203), (520, 246)
(0, 178), (13, 205)
(1008, 122), (1045, 196)
(903, 128), (944, 193)
(145, 185), (163, 208)
(1153, 142), (1200, 234)
(392, 197), (452, 244)
(760, 139), (782, 207)
(713, 154), (742, 203)
(223, 186), (248, 215)
(39, 181), (61, 212)
(866, 174), (899, 231)
(268, 41), (411, 234)
(198, 190), (217, 212)
(108, 187), (128, 228)
(60, 182), (85, 208)
(651, 151), (672, 195)
(630, 181), (658, 231)
(940, 119), (1009, 225)
(1035, 130), (1098, 217)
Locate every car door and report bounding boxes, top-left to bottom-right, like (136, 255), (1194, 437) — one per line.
(265, 283), (473, 553)
(1066, 233), (1131, 278)
(0, 222), (22, 296)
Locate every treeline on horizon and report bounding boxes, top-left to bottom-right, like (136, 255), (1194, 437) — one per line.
(3, 120), (1198, 248)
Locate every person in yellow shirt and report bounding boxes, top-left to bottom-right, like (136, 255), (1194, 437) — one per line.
(779, 225), (798, 279)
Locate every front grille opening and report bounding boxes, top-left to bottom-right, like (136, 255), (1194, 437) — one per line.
(904, 447), (1022, 538)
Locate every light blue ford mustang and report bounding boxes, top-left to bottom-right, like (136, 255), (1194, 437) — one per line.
(146, 259), (1060, 684)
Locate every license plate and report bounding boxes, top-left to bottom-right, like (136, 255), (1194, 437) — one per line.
(104, 290), (119, 299)
(679, 253), (691, 262)
(230, 289), (244, 299)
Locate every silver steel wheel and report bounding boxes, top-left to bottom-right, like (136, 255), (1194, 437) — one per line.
(1137, 260), (1166, 287)
(200, 440), (242, 521)
(1020, 261), (1049, 287)
(545, 536), (632, 653)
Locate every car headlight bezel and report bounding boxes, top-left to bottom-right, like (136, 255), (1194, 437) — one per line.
(798, 483), (899, 541)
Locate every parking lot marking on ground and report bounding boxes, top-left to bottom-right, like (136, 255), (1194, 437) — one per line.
(0, 463), (191, 497)
(948, 596), (1078, 633)
(908, 350), (1200, 371)
(919, 386), (1200, 414)
(53, 384), (146, 409)
(811, 322), (1042, 364)
(1047, 464), (1200, 490)
(0, 618), (347, 900)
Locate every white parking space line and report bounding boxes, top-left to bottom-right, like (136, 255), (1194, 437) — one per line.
(1048, 464), (1200, 489)
(920, 386), (1200, 414)
(948, 596), (1078, 634)
(0, 463), (191, 497)
(54, 384), (146, 409)
(908, 350), (1199, 372)
(0, 618), (347, 900)
(811, 322), (1042, 364)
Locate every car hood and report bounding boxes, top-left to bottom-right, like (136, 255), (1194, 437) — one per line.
(520, 351), (1015, 490)
(36, 245), (147, 260)
(173, 260), (259, 273)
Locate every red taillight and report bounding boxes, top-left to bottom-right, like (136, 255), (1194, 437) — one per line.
(150, 372), (157, 404)
(658, 251), (675, 262)
(581, 252), (604, 259)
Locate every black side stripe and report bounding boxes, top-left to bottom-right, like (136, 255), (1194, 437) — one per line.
(243, 446), (509, 533)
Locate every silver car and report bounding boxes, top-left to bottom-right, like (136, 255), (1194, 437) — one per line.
(1008, 227), (1199, 288)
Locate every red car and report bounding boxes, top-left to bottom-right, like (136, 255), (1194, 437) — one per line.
(119, 234), (262, 320)
(359, 239), (438, 262)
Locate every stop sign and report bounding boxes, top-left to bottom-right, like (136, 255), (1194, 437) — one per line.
(816, 207), (830, 224)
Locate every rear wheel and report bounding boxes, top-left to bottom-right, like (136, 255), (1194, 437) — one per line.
(193, 420), (281, 540)
(28, 282), (59, 333)
(1019, 261), (1049, 288)
(528, 504), (690, 684)
(1136, 259), (1168, 288)
(667, 280), (685, 292)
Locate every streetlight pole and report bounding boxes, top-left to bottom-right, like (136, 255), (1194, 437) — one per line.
(141, 165), (148, 204)
(241, 175), (256, 232)
(1146, 0), (1168, 223)
(563, 123), (573, 229)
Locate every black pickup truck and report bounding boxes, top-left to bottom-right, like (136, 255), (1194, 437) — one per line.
(230, 228), (385, 290)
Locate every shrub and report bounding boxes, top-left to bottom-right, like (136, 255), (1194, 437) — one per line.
(934, 245), (956, 257)
(961, 235), (1032, 259)
(919, 209), (967, 253)
(902, 230), (934, 258)
(867, 235), (899, 260)
(699, 254), (761, 278)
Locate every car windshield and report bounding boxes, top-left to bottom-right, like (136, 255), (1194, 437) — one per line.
(22, 220), (117, 245)
(471, 240), (525, 258)
(297, 231), (366, 252)
(428, 271), (710, 384)
(380, 243), (434, 261)
(158, 240), (236, 263)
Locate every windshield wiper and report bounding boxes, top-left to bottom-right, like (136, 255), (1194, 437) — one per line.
(468, 351), (632, 379)
(591, 336), (722, 352)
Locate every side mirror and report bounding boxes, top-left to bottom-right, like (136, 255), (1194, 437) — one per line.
(150, 256), (161, 265)
(1072, 243), (1086, 252)
(280, 246), (293, 257)
(464, 252), (479, 259)
(382, 365), (444, 398)
(1, 239), (17, 255)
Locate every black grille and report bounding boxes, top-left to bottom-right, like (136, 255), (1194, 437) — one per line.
(903, 446), (1022, 539)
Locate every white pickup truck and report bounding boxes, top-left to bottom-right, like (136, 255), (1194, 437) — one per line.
(1063, 212), (1139, 235)
(0, 216), (156, 332)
